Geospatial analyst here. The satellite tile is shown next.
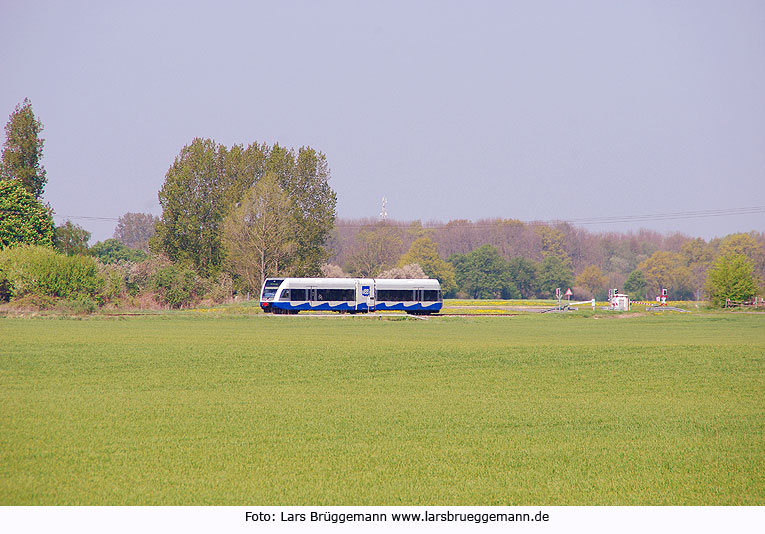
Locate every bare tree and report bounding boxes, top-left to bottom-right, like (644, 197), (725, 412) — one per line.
(346, 223), (403, 277)
(113, 212), (158, 251)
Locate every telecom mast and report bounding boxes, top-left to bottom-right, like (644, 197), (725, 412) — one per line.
(379, 197), (388, 221)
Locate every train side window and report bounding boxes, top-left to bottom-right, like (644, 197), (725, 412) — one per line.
(423, 290), (441, 302)
(279, 289), (290, 301)
(290, 289), (307, 301)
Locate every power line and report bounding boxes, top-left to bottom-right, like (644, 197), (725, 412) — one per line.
(335, 205), (765, 229)
(2, 204), (764, 228)
(53, 214), (120, 222)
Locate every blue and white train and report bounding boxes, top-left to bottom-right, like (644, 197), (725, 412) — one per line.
(260, 277), (442, 315)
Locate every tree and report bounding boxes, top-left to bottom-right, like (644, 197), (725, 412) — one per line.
(449, 244), (518, 299)
(320, 263), (349, 278)
(0, 179), (54, 249)
(153, 139), (336, 277)
(535, 225), (572, 266)
(1, 99), (47, 200)
(398, 237), (456, 293)
(221, 174), (296, 293)
(638, 251), (693, 299)
(681, 238), (714, 298)
(346, 223), (403, 277)
(705, 254), (759, 307)
(537, 255), (574, 298)
(114, 212), (158, 252)
(623, 270), (648, 300)
(717, 233), (765, 276)
(379, 263), (426, 279)
(506, 257), (538, 299)
(54, 220), (90, 256)
(153, 138), (228, 276)
(90, 238), (148, 264)
(575, 265), (608, 298)
(284, 147), (337, 275)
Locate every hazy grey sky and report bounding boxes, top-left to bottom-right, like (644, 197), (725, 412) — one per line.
(2, 0), (763, 242)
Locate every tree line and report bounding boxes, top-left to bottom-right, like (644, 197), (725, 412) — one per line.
(0, 99), (336, 308)
(0, 98), (762, 309)
(327, 218), (764, 303)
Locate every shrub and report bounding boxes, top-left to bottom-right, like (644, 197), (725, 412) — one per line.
(56, 296), (98, 314)
(152, 264), (204, 308)
(90, 238), (148, 264)
(705, 253), (760, 307)
(0, 245), (104, 302)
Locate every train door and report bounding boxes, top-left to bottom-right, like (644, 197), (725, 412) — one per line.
(357, 280), (374, 312)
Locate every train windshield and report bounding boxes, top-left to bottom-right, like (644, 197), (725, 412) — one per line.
(262, 279), (283, 299)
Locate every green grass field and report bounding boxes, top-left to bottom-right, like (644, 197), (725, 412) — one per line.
(1, 312), (763, 505)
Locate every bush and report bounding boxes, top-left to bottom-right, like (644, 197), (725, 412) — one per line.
(90, 238), (148, 264)
(705, 254), (760, 307)
(0, 245), (104, 302)
(56, 296), (98, 314)
(152, 264), (205, 308)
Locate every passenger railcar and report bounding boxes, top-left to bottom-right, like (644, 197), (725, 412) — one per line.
(260, 277), (442, 314)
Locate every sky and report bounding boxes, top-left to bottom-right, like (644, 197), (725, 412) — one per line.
(1, 0), (763, 242)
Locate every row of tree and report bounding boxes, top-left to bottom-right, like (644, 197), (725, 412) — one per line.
(325, 218), (765, 302)
(0, 98), (338, 304)
(151, 137), (337, 288)
(1, 98), (762, 307)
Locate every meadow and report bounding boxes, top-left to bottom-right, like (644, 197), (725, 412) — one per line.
(0, 310), (763, 505)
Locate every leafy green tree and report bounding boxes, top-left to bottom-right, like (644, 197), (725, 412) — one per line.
(623, 269), (648, 300)
(154, 139), (336, 277)
(90, 238), (148, 264)
(506, 256), (538, 299)
(535, 225), (572, 266)
(153, 138), (227, 276)
(221, 174), (296, 293)
(284, 147), (337, 275)
(575, 265), (607, 298)
(54, 220), (90, 256)
(717, 233), (765, 276)
(113, 212), (158, 252)
(398, 237), (456, 293)
(0, 179), (54, 249)
(705, 254), (759, 307)
(449, 244), (518, 299)
(638, 251), (693, 299)
(1, 99), (47, 200)
(536, 255), (574, 298)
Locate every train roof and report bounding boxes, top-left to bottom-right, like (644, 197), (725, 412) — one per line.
(270, 277), (441, 289)
(373, 278), (441, 289)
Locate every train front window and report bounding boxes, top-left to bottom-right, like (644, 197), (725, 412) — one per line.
(262, 279), (283, 299)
